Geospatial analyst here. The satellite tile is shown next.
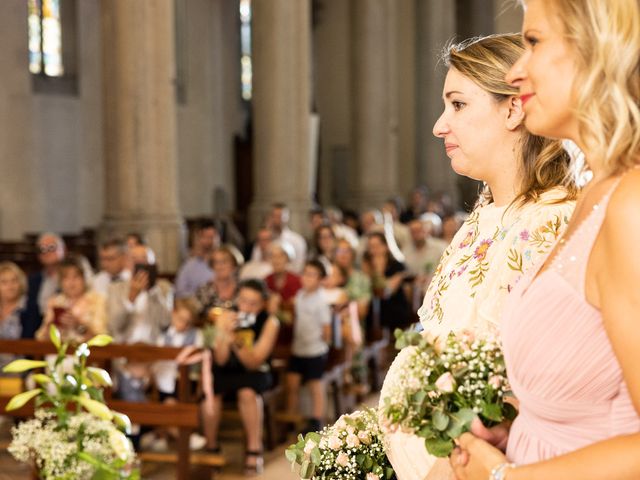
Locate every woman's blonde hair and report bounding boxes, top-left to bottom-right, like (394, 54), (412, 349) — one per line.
(0, 261), (27, 299)
(442, 33), (578, 206)
(540, 0), (640, 174)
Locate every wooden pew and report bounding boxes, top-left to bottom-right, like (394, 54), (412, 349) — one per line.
(0, 340), (224, 480)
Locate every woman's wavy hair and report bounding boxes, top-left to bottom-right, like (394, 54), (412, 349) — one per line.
(538, 0), (640, 175)
(442, 33), (578, 207)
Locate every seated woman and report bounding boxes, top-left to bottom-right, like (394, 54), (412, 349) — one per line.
(36, 255), (106, 343)
(196, 244), (243, 318)
(201, 279), (279, 474)
(362, 231), (412, 334)
(0, 262), (27, 389)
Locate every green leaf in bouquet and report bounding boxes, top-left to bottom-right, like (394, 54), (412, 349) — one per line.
(411, 390), (427, 407)
(32, 373), (51, 385)
(86, 334), (113, 347)
(445, 418), (465, 439)
(503, 402), (517, 421)
(87, 367), (113, 388)
(5, 388), (42, 411)
(49, 325), (61, 349)
(284, 447), (298, 464)
(113, 412), (133, 435)
(417, 424), (435, 439)
(432, 410), (449, 431)
(385, 466), (396, 479)
(482, 402), (503, 422)
(364, 455), (373, 470)
(356, 453), (366, 466)
(77, 396), (114, 421)
(451, 408), (475, 426)
(306, 431), (322, 444)
(425, 436), (454, 458)
(2, 359), (47, 373)
(300, 459), (315, 479)
(310, 446), (322, 465)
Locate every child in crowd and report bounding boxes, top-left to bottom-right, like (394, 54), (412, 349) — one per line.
(285, 260), (332, 432)
(143, 298), (205, 451)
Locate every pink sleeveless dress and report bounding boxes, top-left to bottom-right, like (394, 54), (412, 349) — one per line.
(500, 178), (640, 465)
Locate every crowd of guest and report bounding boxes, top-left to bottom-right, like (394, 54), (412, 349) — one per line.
(0, 187), (466, 473)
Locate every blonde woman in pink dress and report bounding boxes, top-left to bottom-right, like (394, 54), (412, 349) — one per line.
(379, 33), (578, 480)
(451, 1), (640, 479)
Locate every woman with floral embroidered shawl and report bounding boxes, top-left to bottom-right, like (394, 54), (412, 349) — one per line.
(378, 33), (577, 480)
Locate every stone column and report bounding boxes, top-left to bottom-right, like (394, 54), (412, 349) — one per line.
(415, 0), (460, 204)
(249, 0), (314, 236)
(348, 0), (399, 211)
(100, 0), (184, 272)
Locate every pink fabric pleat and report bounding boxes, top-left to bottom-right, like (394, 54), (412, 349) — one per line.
(501, 178), (640, 465)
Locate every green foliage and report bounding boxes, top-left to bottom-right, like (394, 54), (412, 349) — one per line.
(381, 330), (514, 458)
(3, 326), (138, 479)
(285, 408), (395, 479)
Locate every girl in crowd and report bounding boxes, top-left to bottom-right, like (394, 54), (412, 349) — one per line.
(452, 1), (640, 479)
(379, 33), (577, 479)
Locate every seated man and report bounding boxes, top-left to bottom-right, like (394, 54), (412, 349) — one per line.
(107, 244), (172, 344)
(23, 233), (66, 338)
(175, 220), (219, 298)
(93, 238), (130, 297)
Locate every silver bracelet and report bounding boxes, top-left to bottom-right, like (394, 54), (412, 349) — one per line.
(489, 462), (516, 480)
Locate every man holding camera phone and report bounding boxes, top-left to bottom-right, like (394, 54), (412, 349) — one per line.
(107, 244), (172, 344)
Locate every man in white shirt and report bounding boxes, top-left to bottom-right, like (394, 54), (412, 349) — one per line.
(240, 227), (274, 280)
(93, 238), (131, 297)
(404, 217), (447, 277)
(255, 203), (307, 273)
(107, 245), (172, 344)
(175, 220), (219, 298)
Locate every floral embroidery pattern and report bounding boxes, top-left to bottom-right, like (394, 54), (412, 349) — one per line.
(422, 206), (571, 326)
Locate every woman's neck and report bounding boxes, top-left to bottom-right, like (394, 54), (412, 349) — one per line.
(0, 298), (19, 316)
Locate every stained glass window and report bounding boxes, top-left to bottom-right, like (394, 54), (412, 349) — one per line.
(28, 0), (64, 77)
(240, 0), (252, 101)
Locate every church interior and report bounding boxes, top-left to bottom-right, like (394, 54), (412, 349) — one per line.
(0, 0), (524, 478)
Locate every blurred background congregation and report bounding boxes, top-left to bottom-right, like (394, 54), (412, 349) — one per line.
(0, 0), (523, 477)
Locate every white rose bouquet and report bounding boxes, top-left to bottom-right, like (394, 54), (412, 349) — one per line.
(380, 329), (516, 457)
(286, 408), (395, 480)
(3, 326), (139, 479)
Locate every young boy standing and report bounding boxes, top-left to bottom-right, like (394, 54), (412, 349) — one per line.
(286, 259), (332, 432)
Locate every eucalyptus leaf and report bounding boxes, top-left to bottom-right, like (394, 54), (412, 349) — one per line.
(300, 459), (315, 479)
(482, 402), (503, 422)
(310, 446), (322, 464)
(432, 410), (449, 431)
(425, 436), (454, 458)
(284, 448), (298, 464)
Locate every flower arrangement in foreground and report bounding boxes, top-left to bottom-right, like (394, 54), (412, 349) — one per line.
(3, 326), (139, 479)
(286, 408), (395, 479)
(380, 329), (516, 457)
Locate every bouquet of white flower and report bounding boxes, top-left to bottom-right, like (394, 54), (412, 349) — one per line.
(286, 408), (395, 480)
(3, 326), (139, 479)
(380, 329), (516, 457)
